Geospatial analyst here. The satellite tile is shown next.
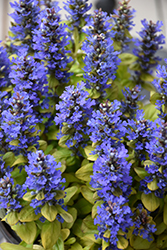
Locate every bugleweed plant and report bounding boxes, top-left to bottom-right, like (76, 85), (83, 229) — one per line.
(1, 0), (167, 249)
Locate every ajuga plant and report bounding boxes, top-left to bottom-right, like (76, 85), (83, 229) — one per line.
(1, 0), (167, 250)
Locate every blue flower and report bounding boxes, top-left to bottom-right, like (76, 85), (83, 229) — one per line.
(145, 121), (167, 166)
(10, 0), (40, 52)
(133, 19), (165, 75)
(87, 100), (126, 152)
(82, 9), (120, 99)
(133, 205), (156, 241)
(1, 91), (39, 155)
(111, 0), (135, 51)
(126, 110), (159, 160)
(0, 172), (24, 212)
(63, 0), (92, 31)
(33, 1), (72, 84)
(91, 144), (132, 199)
(152, 59), (167, 119)
(0, 45), (11, 87)
(121, 85), (144, 119)
(94, 195), (133, 248)
(90, 136), (132, 247)
(55, 82), (95, 149)
(140, 164), (165, 198)
(9, 50), (49, 121)
(142, 121), (167, 197)
(24, 150), (65, 214)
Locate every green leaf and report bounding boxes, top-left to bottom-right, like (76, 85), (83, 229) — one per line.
(41, 203), (58, 222)
(38, 140), (47, 152)
(52, 148), (72, 163)
(3, 211), (19, 226)
(37, 123), (45, 136)
(141, 74), (154, 83)
(64, 186), (78, 205)
(12, 222), (37, 244)
(130, 235), (153, 249)
(1, 86), (13, 93)
(56, 85), (66, 96)
(66, 155), (78, 167)
(12, 155), (28, 167)
(150, 92), (161, 105)
(141, 81), (155, 92)
(82, 215), (97, 231)
(69, 242), (83, 250)
(89, 88), (101, 99)
(117, 236), (128, 249)
(116, 64), (131, 81)
(48, 74), (59, 88)
(103, 230), (110, 239)
(102, 239), (110, 250)
(58, 135), (71, 148)
(27, 146), (36, 153)
(54, 190), (65, 200)
(0, 208), (6, 219)
(19, 206), (40, 222)
(62, 207), (77, 229)
(141, 192), (160, 212)
(0, 243), (34, 250)
(129, 62), (140, 71)
(41, 220), (61, 249)
(113, 40), (122, 51)
(52, 238), (64, 250)
(18, 240), (33, 248)
(36, 191), (45, 201)
(61, 229), (70, 241)
(155, 221), (167, 235)
(143, 160), (155, 167)
(124, 28), (133, 39)
(119, 53), (138, 65)
(83, 233), (99, 244)
(80, 186), (94, 204)
(156, 233), (167, 248)
(47, 128), (59, 140)
(11, 167), (27, 185)
(147, 178), (159, 191)
(23, 192), (35, 201)
(64, 237), (76, 245)
(92, 200), (103, 218)
(63, 173), (81, 185)
(62, 125), (75, 135)
(32, 245), (45, 250)
(72, 219), (84, 238)
(163, 202), (167, 225)
(56, 205), (73, 223)
(73, 27), (80, 53)
(84, 146), (97, 161)
(75, 163), (93, 182)
(134, 167), (149, 179)
(9, 139), (19, 146)
(3, 152), (15, 167)
(44, 144), (54, 155)
(74, 198), (92, 215)
(76, 52), (85, 68)
(143, 103), (159, 121)
(125, 247), (134, 250)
